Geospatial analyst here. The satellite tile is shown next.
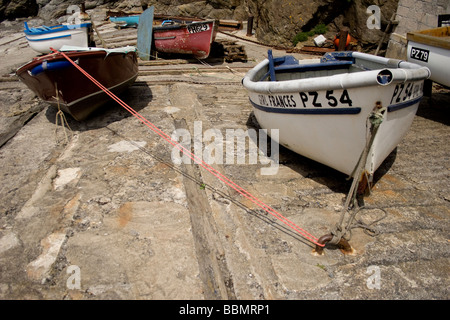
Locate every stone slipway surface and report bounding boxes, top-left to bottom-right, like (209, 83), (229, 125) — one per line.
(0, 18), (449, 300)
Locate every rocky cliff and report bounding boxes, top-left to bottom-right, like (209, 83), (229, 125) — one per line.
(1, 0), (399, 50)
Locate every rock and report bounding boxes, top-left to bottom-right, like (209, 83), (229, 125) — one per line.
(36, 0), (81, 22)
(0, 0), (400, 50)
(0, 0), (38, 20)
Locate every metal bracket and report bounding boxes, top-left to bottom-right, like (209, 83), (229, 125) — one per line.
(313, 233), (354, 255)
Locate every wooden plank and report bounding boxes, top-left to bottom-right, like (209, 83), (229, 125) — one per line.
(407, 27), (450, 50)
(173, 118), (232, 300)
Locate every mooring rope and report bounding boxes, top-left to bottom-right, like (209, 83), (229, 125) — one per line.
(327, 104), (387, 246)
(58, 50), (324, 247)
(53, 83), (73, 144)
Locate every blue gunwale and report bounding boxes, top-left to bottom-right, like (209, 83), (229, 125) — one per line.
(249, 99), (362, 115)
(387, 96), (423, 112)
(25, 34), (72, 42)
(24, 22), (91, 36)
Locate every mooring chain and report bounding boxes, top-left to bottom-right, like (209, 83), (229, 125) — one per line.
(53, 83), (73, 145)
(339, 105), (386, 240)
(329, 205), (388, 246)
(315, 103), (388, 253)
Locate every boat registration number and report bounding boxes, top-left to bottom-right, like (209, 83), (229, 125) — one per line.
(187, 23), (210, 34)
(410, 47), (429, 62)
(256, 89), (353, 109)
(390, 81), (424, 105)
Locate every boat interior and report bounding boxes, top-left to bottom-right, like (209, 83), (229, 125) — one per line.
(259, 50), (391, 82)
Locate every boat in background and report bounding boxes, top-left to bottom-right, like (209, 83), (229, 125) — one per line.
(16, 46), (138, 121)
(243, 50), (430, 181)
(109, 15), (140, 28)
(406, 26), (450, 87)
(24, 21), (92, 54)
(153, 19), (217, 59)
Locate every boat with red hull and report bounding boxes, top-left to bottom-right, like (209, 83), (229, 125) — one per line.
(153, 19), (216, 59)
(16, 46), (138, 121)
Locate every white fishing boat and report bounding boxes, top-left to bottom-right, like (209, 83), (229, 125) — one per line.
(24, 21), (92, 54)
(242, 50), (430, 181)
(406, 26), (450, 87)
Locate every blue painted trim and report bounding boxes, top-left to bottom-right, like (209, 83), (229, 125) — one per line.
(250, 99), (361, 115)
(387, 96), (423, 112)
(249, 95), (422, 115)
(25, 34), (71, 42)
(31, 60), (73, 76)
(267, 49), (276, 82)
(24, 23), (91, 36)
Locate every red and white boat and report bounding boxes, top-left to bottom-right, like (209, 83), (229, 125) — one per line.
(152, 19), (217, 59)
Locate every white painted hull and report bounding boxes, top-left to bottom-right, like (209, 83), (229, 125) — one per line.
(407, 41), (450, 87)
(243, 52), (430, 177)
(25, 24), (90, 54)
(406, 27), (450, 87)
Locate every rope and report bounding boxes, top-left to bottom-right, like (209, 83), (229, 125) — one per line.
(53, 83), (73, 144)
(58, 50), (324, 247)
(328, 104), (387, 245)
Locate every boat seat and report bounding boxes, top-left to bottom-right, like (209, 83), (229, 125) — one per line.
(261, 50), (354, 81)
(25, 22), (53, 32)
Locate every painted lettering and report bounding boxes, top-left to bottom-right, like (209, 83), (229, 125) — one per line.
(390, 82), (423, 105)
(299, 90), (353, 108)
(339, 89), (353, 106)
(326, 90), (338, 107)
(299, 92), (308, 108)
(264, 94), (297, 108)
(309, 91), (322, 107)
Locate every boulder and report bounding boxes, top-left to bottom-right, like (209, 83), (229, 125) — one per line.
(0, 0), (400, 51)
(0, 0), (38, 20)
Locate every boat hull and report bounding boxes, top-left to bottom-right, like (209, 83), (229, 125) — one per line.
(406, 27), (450, 87)
(153, 20), (216, 59)
(16, 47), (138, 121)
(109, 15), (140, 27)
(243, 52), (430, 177)
(24, 23), (91, 54)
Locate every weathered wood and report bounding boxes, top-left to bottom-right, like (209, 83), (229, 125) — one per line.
(174, 118), (235, 300)
(407, 26), (450, 50)
(247, 16), (254, 36)
(338, 28), (349, 51)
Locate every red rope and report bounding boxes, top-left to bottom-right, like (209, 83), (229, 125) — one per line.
(58, 49), (324, 247)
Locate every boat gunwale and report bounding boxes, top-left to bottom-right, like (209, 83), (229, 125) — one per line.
(16, 48), (137, 74)
(242, 52), (430, 94)
(24, 23), (92, 36)
(153, 19), (215, 32)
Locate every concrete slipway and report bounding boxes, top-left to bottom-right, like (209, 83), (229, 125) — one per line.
(0, 17), (449, 302)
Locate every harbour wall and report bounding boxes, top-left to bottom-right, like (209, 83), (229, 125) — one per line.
(386, 0), (450, 59)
